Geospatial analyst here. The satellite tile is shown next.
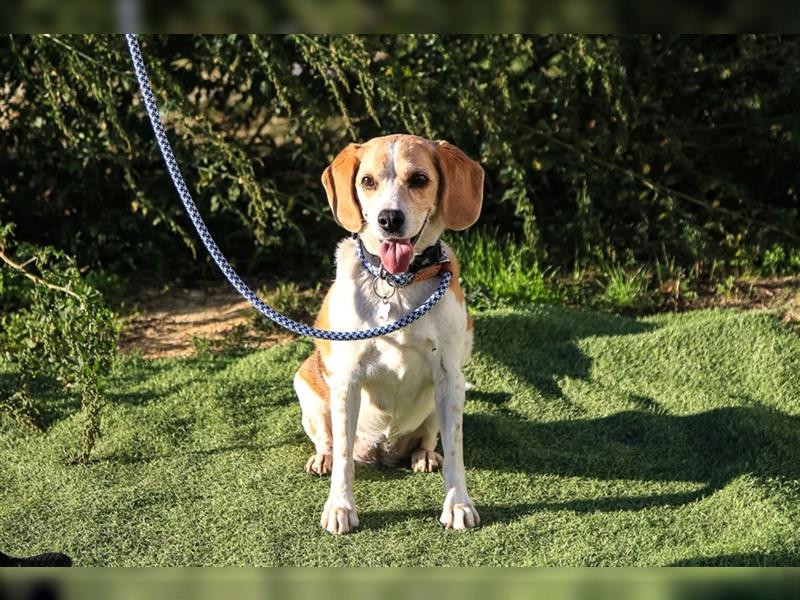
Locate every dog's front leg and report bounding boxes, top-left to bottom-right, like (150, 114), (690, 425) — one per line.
(320, 374), (361, 534)
(434, 360), (480, 529)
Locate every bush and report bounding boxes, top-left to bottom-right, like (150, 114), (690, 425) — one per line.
(0, 220), (118, 462)
(599, 265), (651, 311)
(447, 230), (561, 309)
(1, 35), (798, 285)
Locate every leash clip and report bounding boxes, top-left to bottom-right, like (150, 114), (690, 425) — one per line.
(372, 275), (397, 301)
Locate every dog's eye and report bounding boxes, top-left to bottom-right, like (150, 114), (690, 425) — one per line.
(409, 172), (429, 188)
(361, 175), (376, 190)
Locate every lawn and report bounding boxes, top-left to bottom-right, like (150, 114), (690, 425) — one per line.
(1, 306), (799, 566)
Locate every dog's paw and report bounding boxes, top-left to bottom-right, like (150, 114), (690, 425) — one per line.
(440, 499), (480, 530)
(320, 501), (359, 535)
(305, 453), (333, 476)
(411, 449), (443, 473)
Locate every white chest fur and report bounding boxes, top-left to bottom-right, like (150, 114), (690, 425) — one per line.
(324, 239), (469, 445)
(356, 320), (439, 442)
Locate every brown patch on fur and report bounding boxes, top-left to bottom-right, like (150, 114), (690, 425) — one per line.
(297, 349), (329, 400)
(314, 285), (334, 358)
(466, 315), (474, 331)
(322, 144), (363, 233)
(434, 141), (485, 231)
(446, 250), (466, 304)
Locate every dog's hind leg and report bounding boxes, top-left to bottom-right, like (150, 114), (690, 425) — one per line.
(410, 390), (443, 473)
(410, 412), (443, 473)
(294, 350), (333, 475)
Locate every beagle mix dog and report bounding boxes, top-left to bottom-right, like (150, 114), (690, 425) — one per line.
(294, 134), (484, 534)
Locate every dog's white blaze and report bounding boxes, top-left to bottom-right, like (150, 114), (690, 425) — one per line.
(375, 140), (404, 215)
(386, 140), (397, 181)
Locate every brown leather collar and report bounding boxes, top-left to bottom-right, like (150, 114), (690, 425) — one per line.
(412, 261), (452, 283)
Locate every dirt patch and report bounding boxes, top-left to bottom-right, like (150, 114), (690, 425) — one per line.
(673, 276), (800, 327)
(118, 276), (799, 360)
(118, 285), (294, 359)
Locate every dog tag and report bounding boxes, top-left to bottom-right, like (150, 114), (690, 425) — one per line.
(377, 300), (391, 321)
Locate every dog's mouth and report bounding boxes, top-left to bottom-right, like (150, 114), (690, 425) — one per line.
(378, 238), (414, 274)
(378, 218), (429, 275)
(377, 214), (430, 275)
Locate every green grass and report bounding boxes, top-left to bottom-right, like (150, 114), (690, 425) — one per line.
(599, 265), (651, 310)
(1, 307), (799, 566)
(447, 230), (561, 309)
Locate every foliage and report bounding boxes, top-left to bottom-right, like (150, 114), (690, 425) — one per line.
(599, 265), (651, 311)
(447, 230), (561, 309)
(0, 222), (118, 462)
(1, 34), (799, 447)
(1, 35), (799, 286)
(252, 281), (324, 333)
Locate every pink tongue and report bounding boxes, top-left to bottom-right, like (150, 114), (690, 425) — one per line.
(379, 239), (414, 274)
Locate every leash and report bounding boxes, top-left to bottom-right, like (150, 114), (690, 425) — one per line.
(124, 34), (452, 342)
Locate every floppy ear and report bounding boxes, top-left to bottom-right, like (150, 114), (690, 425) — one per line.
(435, 141), (485, 231)
(321, 143), (363, 233)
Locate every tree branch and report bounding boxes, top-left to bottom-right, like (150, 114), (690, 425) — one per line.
(0, 249), (85, 303)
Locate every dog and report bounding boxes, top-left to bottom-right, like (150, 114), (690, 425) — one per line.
(293, 134), (484, 534)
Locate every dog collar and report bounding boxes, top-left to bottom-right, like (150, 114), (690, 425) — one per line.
(355, 236), (450, 288)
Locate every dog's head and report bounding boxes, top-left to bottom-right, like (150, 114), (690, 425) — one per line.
(321, 134), (484, 274)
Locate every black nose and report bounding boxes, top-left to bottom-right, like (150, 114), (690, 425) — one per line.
(378, 209), (406, 234)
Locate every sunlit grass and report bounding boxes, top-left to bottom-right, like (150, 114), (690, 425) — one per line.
(1, 307), (798, 566)
(447, 230), (562, 309)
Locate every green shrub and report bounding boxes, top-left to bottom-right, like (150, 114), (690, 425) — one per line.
(448, 230), (562, 309)
(599, 265), (651, 311)
(0, 221), (118, 462)
(1, 35), (798, 286)
(252, 282), (323, 333)
(760, 243), (800, 276)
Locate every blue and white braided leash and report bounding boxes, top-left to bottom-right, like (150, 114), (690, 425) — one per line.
(125, 34), (451, 341)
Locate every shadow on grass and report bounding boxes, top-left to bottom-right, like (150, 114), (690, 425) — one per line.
(0, 359), (220, 433)
(0, 371), (79, 430)
(472, 307), (656, 408)
(106, 355), (235, 408)
(670, 551), (800, 566)
(93, 441), (271, 466)
(466, 406), (800, 485)
(359, 400), (799, 566)
(361, 487), (712, 531)
(423, 308), (800, 551)
(460, 405), (800, 538)
(1, 354), (252, 435)
(359, 308), (800, 541)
